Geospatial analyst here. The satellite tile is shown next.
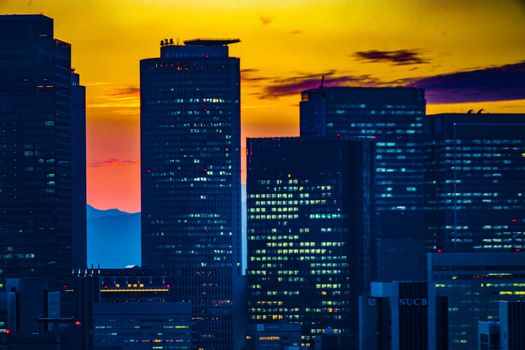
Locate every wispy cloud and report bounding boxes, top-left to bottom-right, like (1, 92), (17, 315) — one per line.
(241, 68), (271, 83)
(87, 101), (140, 109)
(354, 49), (428, 65)
(409, 60), (525, 103)
(254, 60), (525, 103)
(87, 85), (140, 109)
(260, 70), (379, 99)
(90, 159), (139, 168)
(111, 86), (140, 97)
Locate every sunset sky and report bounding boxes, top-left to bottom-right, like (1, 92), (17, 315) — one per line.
(1, 0), (525, 212)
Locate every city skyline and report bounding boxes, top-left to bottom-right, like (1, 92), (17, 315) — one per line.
(2, 0), (525, 212)
(1, 8), (524, 349)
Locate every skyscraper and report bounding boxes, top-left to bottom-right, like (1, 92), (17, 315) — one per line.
(0, 14), (86, 288)
(426, 113), (525, 252)
(300, 87), (427, 281)
(71, 71), (87, 272)
(246, 137), (374, 348)
(140, 38), (242, 349)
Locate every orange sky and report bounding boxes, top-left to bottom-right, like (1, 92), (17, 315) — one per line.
(2, 0), (525, 212)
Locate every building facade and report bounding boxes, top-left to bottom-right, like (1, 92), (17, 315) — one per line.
(428, 252), (525, 350)
(0, 278), (83, 349)
(247, 137), (374, 348)
(426, 114), (525, 252)
(359, 281), (448, 350)
(499, 301), (525, 350)
(140, 39), (241, 349)
(245, 322), (301, 350)
(93, 302), (192, 350)
(300, 87), (427, 282)
(0, 14), (86, 288)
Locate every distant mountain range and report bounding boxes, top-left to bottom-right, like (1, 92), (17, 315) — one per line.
(87, 205), (141, 268)
(87, 184), (247, 270)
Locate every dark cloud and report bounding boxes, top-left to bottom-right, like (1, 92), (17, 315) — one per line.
(288, 30), (303, 35)
(111, 86), (140, 97)
(256, 60), (525, 103)
(90, 159), (139, 168)
(260, 17), (273, 25)
(354, 49), (428, 65)
(241, 69), (271, 82)
(260, 71), (379, 99)
(408, 60), (525, 103)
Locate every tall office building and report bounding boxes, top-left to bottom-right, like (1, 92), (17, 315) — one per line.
(428, 252), (525, 350)
(71, 72), (87, 271)
(0, 14), (86, 289)
(300, 87), (427, 281)
(246, 137), (374, 348)
(140, 39), (242, 349)
(426, 114), (525, 252)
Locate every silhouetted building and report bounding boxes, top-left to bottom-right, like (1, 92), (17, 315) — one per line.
(359, 281), (448, 350)
(71, 71), (87, 271)
(140, 38), (241, 349)
(426, 113), (525, 252)
(247, 137), (374, 349)
(428, 252), (525, 350)
(0, 14), (86, 289)
(300, 87), (427, 282)
(0, 278), (82, 349)
(246, 322), (301, 350)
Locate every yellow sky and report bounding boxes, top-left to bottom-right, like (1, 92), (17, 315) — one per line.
(2, 0), (524, 211)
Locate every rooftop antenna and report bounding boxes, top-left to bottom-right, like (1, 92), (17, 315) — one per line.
(320, 75), (325, 88)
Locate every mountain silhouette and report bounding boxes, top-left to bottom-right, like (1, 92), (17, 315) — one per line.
(87, 205), (141, 268)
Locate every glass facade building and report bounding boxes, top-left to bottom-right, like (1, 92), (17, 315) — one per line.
(0, 14), (86, 289)
(428, 252), (525, 350)
(426, 114), (525, 252)
(300, 87), (427, 282)
(140, 39), (241, 349)
(246, 137), (374, 348)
